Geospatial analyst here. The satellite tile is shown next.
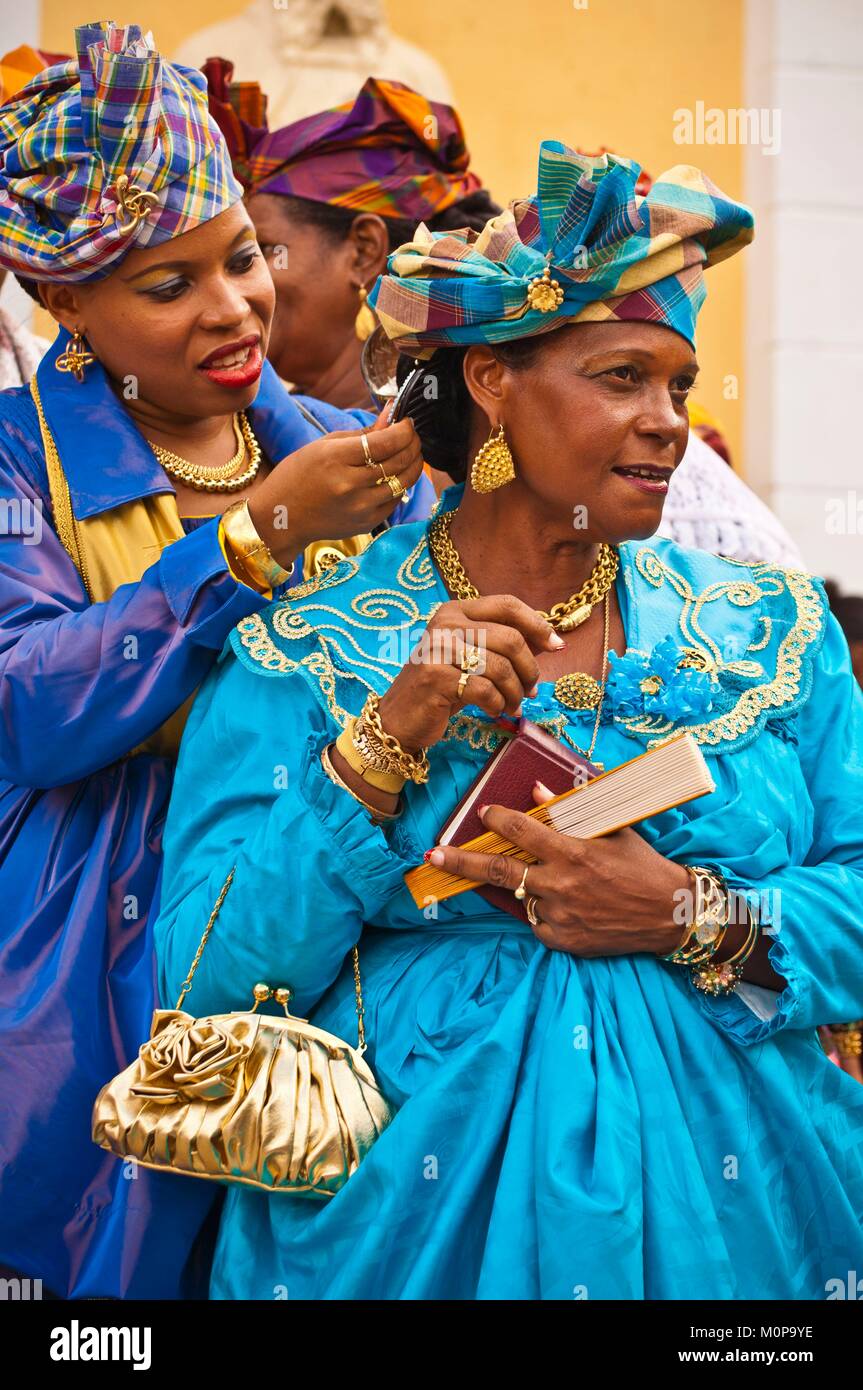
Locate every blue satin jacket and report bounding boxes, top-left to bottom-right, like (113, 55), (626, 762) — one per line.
(0, 328), (433, 1298)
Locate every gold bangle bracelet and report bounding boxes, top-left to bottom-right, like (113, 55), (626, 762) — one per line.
(663, 865), (729, 964)
(691, 900), (759, 996)
(221, 498), (293, 593)
(320, 744), (401, 821)
(335, 720), (407, 794)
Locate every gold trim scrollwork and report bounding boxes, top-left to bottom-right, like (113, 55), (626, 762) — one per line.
(236, 539), (826, 758)
(629, 548), (825, 748)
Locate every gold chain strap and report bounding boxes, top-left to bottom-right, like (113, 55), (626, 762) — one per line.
(174, 867), (366, 1052)
(30, 376), (92, 598)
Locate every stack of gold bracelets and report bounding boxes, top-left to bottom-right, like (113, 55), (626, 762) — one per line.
(662, 865), (759, 996)
(322, 691), (430, 822)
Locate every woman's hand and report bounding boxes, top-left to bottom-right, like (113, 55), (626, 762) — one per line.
(375, 596), (565, 754)
(819, 1026), (863, 1086)
(248, 416), (423, 567)
(428, 801), (690, 957)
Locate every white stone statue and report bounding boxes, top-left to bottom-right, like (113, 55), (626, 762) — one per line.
(174, 0), (454, 126)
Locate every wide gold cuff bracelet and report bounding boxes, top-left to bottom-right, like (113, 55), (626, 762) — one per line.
(221, 498), (293, 594)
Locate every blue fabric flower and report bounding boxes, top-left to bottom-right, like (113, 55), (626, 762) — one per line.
(606, 636), (718, 722)
(520, 687), (565, 722)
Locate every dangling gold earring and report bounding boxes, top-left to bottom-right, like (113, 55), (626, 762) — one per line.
(55, 330), (95, 383)
(470, 423), (515, 493)
(354, 286), (376, 342)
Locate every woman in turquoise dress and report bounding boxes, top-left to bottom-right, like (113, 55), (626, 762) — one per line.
(155, 146), (863, 1299)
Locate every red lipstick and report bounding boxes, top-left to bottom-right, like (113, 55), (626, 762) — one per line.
(198, 335), (263, 389)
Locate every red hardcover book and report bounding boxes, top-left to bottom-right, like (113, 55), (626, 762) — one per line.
(435, 719), (600, 922)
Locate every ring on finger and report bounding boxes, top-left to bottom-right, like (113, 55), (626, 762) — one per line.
(514, 864), (531, 901)
(525, 895), (541, 927)
(456, 644), (482, 697)
(385, 475), (405, 499)
(361, 433), (375, 468)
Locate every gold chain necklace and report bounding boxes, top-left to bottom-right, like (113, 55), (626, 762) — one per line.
(150, 412), (262, 493)
(428, 510), (619, 632)
(556, 592), (610, 762)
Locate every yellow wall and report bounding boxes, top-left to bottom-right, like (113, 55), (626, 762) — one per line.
(41, 0), (746, 465)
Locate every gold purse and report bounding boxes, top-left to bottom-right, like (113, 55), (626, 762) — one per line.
(92, 868), (393, 1196)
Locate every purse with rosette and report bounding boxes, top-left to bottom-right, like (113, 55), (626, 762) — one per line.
(92, 868), (392, 1196)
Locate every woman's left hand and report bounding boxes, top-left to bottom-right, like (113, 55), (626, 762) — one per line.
(427, 795), (691, 958)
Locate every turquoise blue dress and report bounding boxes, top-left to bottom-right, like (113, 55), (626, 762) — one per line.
(155, 488), (863, 1300)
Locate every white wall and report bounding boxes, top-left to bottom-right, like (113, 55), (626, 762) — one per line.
(744, 0), (863, 590)
(0, 0), (41, 330)
(0, 2), (38, 57)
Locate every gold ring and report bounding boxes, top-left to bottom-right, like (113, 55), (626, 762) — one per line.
(461, 644), (482, 673)
(514, 864), (530, 901)
(525, 895), (541, 927)
(456, 669), (471, 698)
(386, 475), (405, 498)
(361, 433), (375, 467)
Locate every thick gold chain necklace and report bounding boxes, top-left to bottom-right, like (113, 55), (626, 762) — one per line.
(428, 510), (619, 632)
(150, 412), (262, 493)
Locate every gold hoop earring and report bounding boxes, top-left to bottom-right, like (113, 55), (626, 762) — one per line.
(470, 423), (515, 493)
(354, 286), (376, 342)
(55, 330), (95, 383)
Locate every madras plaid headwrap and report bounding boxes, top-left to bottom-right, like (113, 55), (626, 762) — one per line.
(0, 21), (242, 283)
(201, 57), (268, 191)
(369, 142), (754, 355)
(206, 69), (481, 223)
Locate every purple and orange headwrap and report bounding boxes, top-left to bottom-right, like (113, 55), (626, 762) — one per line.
(205, 63), (482, 226)
(0, 21), (242, 283)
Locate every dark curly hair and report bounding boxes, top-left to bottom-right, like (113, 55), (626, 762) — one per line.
(394, 338), (545, 482)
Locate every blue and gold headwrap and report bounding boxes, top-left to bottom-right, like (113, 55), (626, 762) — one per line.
(370, 141), (754, 355)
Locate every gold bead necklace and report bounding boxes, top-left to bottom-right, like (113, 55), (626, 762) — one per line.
(150, 412), (262, 493)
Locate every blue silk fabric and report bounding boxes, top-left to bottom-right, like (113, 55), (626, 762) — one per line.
(155, 497), (863, 1300)
(0, 332), (433, 1298)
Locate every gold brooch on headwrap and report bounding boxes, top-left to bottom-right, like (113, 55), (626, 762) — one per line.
(526, 257), (565, 313)
(106, 175), (159, 235)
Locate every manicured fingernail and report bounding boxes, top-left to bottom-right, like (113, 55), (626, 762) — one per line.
(534, 780), (554, 800)
(478, 804), (490, 820)
(548, 633), (565, 650)
(429, 848), (445, 866)
(423, 850), (433, 861)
